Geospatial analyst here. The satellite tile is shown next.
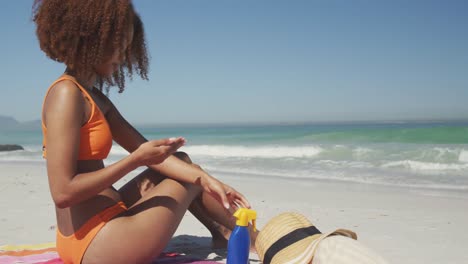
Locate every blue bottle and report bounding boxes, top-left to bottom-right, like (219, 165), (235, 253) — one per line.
(227, 208), (257, 264)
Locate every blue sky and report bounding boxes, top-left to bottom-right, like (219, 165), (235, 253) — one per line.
(0, 0), (467, 125)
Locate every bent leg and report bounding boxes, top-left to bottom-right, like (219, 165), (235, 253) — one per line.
(118, 152), (237, 247)
(173, 152), (237, 246)
(83, 178), (201, 264)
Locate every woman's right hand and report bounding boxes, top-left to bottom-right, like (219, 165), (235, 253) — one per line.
(199, 174), (250, 210)
(131, 137), (186, 167)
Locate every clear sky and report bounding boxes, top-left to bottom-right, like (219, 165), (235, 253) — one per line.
(0, 0), (467, 125)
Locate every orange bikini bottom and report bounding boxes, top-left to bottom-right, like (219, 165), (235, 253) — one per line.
(56, 202), (128, 264)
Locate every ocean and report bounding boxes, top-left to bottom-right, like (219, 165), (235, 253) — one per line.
(2, 121), (468, 191)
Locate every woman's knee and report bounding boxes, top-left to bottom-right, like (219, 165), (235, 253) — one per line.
(127, 178), (202, 215)
(152, 177), (201, 198)
(180, 180), (202, 196)
(139, 161), (202, 197)
(137, 169), (165, 193)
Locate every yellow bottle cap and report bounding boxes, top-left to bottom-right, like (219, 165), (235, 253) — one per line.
(233, 208), (257, 232)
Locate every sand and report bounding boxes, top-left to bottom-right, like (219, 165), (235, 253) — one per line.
(1, 161), (467, 263)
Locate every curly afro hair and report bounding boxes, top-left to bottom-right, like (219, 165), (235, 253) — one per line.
(32, 0), (149, 93)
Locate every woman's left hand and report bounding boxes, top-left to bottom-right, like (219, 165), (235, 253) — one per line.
(200, 174), (250, 210)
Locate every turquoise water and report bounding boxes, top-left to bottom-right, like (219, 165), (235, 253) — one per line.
(136, 122), (468, 145)
(2, 121), (468, 190)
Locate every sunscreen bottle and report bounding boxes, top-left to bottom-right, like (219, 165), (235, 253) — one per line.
(227, 208), (257, 264)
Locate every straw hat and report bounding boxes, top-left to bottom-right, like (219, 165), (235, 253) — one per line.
(255, 212), (359, 264)
(313, 236), (389, 264)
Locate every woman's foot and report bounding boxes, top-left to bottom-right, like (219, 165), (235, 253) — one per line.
(210, 224), (231, 249)
(211, 233), (229, 249)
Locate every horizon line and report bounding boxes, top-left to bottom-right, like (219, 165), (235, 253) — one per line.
(3, 114), (468, 127)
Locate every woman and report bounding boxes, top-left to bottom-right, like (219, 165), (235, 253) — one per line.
(33, 1), (255, 263)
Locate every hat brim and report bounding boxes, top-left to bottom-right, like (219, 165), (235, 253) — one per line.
(268, 229), (357, 264)
(255, 212), (358, 264)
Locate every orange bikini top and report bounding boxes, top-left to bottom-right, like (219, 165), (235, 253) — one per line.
(42, 75), (113, 160)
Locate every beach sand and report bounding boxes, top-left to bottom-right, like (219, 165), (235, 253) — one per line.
(1, 161), (467, 263)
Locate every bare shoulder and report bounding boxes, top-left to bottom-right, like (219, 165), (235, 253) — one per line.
(46, 79), (85, 105)
(43, 79), (86, 126)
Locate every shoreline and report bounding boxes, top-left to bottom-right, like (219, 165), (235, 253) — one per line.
(1, 161), (467, 263)
(3, 159), (467, 197)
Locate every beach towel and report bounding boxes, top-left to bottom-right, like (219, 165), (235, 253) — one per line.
(0, 243), (221, 264)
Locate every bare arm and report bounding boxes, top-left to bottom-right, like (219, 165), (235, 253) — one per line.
(104, 95), (250, 209)
(106, 96), (205, 184)
(44, 82), (180, 208)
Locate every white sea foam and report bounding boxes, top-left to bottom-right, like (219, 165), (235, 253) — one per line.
(381, 160), (468, 171)
(206, 165), (468, 191)
(353, 147), (373, 156)
(110, 144), (324, 159)
(0, 143), (42, 162)
(316, 159), (373, 169)
(415, 147), (460, 162)
(4, 142), (468, 191)
(179, 145), (323, 158)
(458, 150), (468, 163)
